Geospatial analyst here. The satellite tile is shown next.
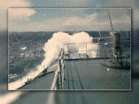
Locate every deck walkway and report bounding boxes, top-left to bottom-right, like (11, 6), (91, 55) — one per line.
(19, 72), (55, 90)
(63, 59), (130, 90)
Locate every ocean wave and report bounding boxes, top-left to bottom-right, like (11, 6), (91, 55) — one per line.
(8, 31), (98, 90)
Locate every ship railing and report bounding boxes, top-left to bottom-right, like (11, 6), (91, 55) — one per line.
(51, 49), (65, 90)
(63, 42), (130, 60)
(64, 43), (113, 60)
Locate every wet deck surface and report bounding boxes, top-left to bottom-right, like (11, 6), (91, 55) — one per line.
(19, 62), (59, 90)
(19, 72), (55, 90)
(63, 59), (130, 90)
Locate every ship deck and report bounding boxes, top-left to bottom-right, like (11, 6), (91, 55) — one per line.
(18, 62), (59, 90)
(19, 72), (55, 90)
(63, 59), (130, 90)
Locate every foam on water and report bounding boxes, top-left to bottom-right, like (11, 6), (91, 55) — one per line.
(8, 31), (98, 90)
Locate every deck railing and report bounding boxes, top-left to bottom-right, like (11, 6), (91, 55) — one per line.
(51, 49), (65, 90)
(64, 42), (113, 59)
(51, 43), (112, 89)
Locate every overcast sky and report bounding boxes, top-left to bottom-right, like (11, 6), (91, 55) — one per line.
(8, 8), (131, 32)
(0, 0), (138, 32)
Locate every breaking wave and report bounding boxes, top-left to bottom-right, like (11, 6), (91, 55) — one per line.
(9, 31), (98, 90)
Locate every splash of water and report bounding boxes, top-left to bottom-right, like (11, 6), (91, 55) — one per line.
(9, 31), (98, 90)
